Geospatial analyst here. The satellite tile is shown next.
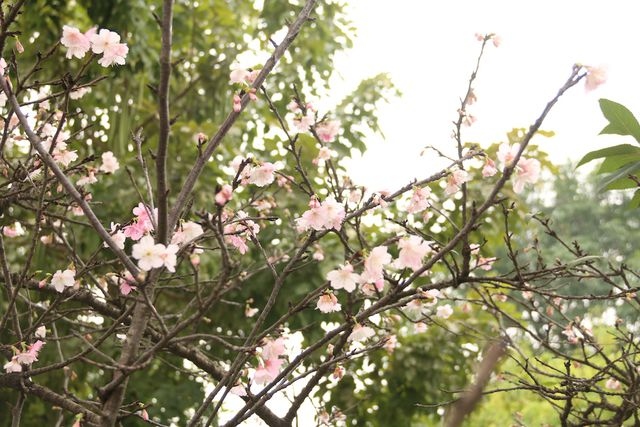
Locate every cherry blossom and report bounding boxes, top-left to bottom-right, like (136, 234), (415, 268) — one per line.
(445, 169), (470, 196)
(215, 184), (233, 205)
(171, 221), (204, 246)
(0, 57), (7, 75)
(229, 68), (250, 84)
(327, 263), (360, 292)
(315, 120), (340, 142)
(436, 304), (453, 319)
(3, 358), (22, 373)
(406, 187), (431, 214)
(51, 269), (76, 293)
(316, 292), (341, 313)
(383, 335), (397, 353)
(35, 326), (47, 339)
(117, 271), (137, 295)
(293, 111), (315, 132)
(482, 157), (498, 177)
(476, 256), (497, 271)
(261, 337), (286, 360)
(248, 162), (276, 187)
(60, 26), (92, 59)
(605, 378), (621, 390)
(3, 222), (25, 238)
(69, 86), (92, 100)
(159, 243), (179, 272)
(90, 29), (128, 67)
(100, 151), (120, 173)
(77, 170), (98, 186)
(396, 235), (431, 271)
(296, 197), (346, 232)
(513, 157), (541, 193)
(497, 142), (520, 167)
(584, 65), (607, 92)
(131, 235), (166, 271)
(253, 358), (284, 385)
(15, 340), (45, 365)
(347, 324), (375, 342)
(232, 94), (242, 112)
(361, 246), (392, 287)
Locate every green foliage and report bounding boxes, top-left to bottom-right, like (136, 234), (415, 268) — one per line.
(577, 99), (640, 206)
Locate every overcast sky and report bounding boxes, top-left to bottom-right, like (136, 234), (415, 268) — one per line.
(331, 0), (640, 189)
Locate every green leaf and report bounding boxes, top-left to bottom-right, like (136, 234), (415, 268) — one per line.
(597, 161), (640, 191)
(598, 99), (640, 143)
(576, 144), (640, 168)
(628, 189), (640, 209)
(598, 152), (640, 174)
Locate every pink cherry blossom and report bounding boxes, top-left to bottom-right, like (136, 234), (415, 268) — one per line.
(51, 269), (76, 293)
(396, 236), (431, 271)
(347, 324), (375, 342)
(102, 222), (126, 250)
(497, 142), (520, 167)
(476, 256), (497, 271)
(316, 293), (341, 313)
(313, 146), (334, 165)
(253, 358), (283, 385)
(605, 378), (621, 390)
(383, 335), (397, 353)
(293, 111), (315, 132)
(98, 42), (128, 67)
(35, 326), (47, 339)
(230, 383), (248, 396)
(117, 271), (137, 295)
(229, 68), (250, 84)
(131, 235), (166, 271)
(406, 187), (431, 214)
(315, 120), (340, 142)
(77, 170), (98, 186)
(361, 246), (392, 288)
(436, 304), (453, 319)
(296, 197), (345, 232)
(160, 244), (179, 272)
(70, 86), (91, 100)
(3, 357), (22, 373)
(215, 184), (233, 205)
(249, 162), (276, 187)
(445, 169), (470, 196)
(171, 221), (204, 246)
(482, 157), (497, 177)
(90, 29), (128, 67)
(513, 157), (540, 193)
(0, 58), (7, 75)
(15, 340), (45, 365)
(584, 65), (607, 92)
(123, 221), (146, 241)
(3, 222), (24, 238)
(233, 94), (242, 112)
(261, 337), (286, 361)
(61, 26), (91, 59)
(100, 151), (120, 173)
(327, 263), (360, 293)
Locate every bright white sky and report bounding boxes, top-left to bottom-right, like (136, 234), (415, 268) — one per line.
(332, 0), (640, 189)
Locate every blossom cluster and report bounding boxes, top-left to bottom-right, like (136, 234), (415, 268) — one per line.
(4, 330), (46, 373)
(61, 26), (128, 67)
(253, 337), (287, 386)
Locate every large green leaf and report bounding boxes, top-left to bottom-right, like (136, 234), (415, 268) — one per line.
(598, 98), (640, 143)
(576, 144), (640, 168)
(597, 161), (640, 191)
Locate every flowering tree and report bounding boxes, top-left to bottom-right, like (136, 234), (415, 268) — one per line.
(1, 1), (637, 427)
